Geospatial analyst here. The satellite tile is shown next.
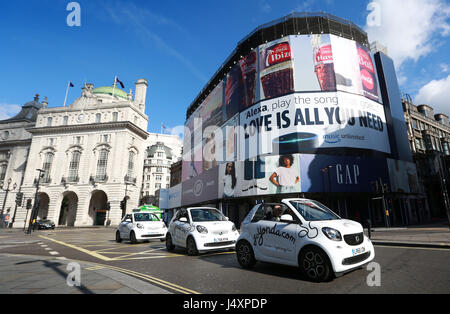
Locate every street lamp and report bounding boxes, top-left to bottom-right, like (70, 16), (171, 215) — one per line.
(26, 169), (45, 234)
(1, 178), (17, 228)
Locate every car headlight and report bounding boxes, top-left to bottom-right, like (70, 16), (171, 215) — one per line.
(196, 225), (208, 234)
(322, 227), (342, 241)
(231, 224), (237, 232)
(137, 223), (144, 229)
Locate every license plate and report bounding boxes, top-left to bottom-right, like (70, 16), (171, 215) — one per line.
(215, 238), (228, 242)
(352, 247), (365, 256)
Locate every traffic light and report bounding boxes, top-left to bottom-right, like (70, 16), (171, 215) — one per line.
(15, 193), (24, 206)
(106, 202), (111, 211)
(120, 200), (126, 211)
(26, 199), (32, 210)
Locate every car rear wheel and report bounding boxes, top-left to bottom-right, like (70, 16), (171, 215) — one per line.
(115, 231), (122, 243)
(236, 241), (256, 269)
(299, 246), (332, 282)
(186, 237), (198, 256)
(166, 233), (175, 251)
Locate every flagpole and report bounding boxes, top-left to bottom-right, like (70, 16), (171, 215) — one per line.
(112, 76), (117, 100)
(63, 81), (70, 107)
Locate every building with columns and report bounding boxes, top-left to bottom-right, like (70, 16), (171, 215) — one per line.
(12, 79), (149, 228)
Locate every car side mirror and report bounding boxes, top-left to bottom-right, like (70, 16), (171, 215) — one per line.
(179, 217), (188, 223)
(125, 219), (132, 223)
(280, 214), (294, 223)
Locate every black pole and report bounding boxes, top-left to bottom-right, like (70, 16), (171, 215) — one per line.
(26, 169), (45, 234)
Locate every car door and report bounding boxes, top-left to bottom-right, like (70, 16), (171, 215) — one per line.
(120, 214), (133, 239)
(172, 209), (189, 246)
(246, 205), (274, 260)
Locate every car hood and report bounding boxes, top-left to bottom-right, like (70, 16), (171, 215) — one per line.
(305, 219), (363, 235)
(137, 221), (166, 228)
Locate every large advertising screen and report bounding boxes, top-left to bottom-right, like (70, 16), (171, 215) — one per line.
(180, 33), (390, 205)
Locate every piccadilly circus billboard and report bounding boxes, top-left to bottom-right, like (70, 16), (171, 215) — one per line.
(180, 33), (390, 205)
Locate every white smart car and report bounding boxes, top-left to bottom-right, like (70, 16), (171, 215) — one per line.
(165, 207), (240, 255)
(236, 199), (375, 282)
(116, 211), (168, 244)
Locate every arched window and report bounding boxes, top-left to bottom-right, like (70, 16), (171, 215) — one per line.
(68, 151), (81, 182)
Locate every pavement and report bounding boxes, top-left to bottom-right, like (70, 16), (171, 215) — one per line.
(0, 222), (448, 294)
(365, 221), (450, 249)
(0, 253), (172, 294)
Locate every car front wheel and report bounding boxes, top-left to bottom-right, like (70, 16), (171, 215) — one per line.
(299, 246), (332, 282)
(236, 241), (256, 269)
(166, 233), (175, 251)
(115, 231), (122, 243)
(130, 231), (138, 244)
(186, 237), (198, 256)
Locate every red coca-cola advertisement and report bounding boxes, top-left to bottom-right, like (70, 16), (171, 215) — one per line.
(224, 63), (245, 120)
(357, 43), (379, 101)
(239, 51), (257, 110)
(312, 35), (336, 92)
(259, 39), (294, 100)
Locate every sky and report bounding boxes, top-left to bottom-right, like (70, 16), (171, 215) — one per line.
(0, 0), (449, 134)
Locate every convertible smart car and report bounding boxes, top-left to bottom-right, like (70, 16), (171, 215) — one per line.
(166, 207), (240, 255)
(236, 199), (375, 282)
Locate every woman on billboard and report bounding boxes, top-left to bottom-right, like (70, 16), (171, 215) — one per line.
(223, 162), (237, 198)
(269, 155), (300, 194)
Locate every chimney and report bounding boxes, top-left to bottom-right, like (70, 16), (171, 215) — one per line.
(135, 79), (148, 111)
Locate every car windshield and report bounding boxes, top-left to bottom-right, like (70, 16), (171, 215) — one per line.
(39, 220), (52, 224)
(134, 213), (160, 222)
(289, 200), (341, 221)
(190, 208), (226, 222)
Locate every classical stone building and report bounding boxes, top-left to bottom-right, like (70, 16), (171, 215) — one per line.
(402, 96), (450, 221)
(141, 133), (182, 204)
(0, 95), (42, 227)
(13, 79), (149, 227)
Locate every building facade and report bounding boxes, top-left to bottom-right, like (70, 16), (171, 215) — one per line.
(167, 12), (425, 228)
(402, 96), (450, 221)
(12, 79), (149, 228)
(0, 95), (42, 227)
(141, 133), (182, 205)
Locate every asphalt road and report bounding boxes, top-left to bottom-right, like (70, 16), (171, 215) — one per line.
(0, 228), (449, 294)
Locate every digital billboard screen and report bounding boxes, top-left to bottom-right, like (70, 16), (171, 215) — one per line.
(181, 33), (390, 204)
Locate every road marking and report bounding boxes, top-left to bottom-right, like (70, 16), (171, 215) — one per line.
(39, 235), (113, 261)
(49, 251), (59, 255)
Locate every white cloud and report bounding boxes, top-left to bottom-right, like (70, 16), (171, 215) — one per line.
(440, 63), (450, 73)
(414, 75), (450, 115)
(365, 0), (450, 70)
(0, 103), (21, 120)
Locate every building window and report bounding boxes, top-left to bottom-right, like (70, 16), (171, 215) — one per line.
(157, 152), (163, 158)
(63, 116), (69, 125)
(112, 112), (118, 122)
(47, 117), (53, 127)
(157, 167), (162, 173)
(42, 153), (54, 183)
(96, 149), (109, 180)
(0, 164), (7, 181)
(96, 113), (101, 123)
(156, 175), (162, 181)
(127, 151), (135, 178)
(68, 151), (81, 182)
(147, 175), (151, 180)
(155, 183), (161, 189)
